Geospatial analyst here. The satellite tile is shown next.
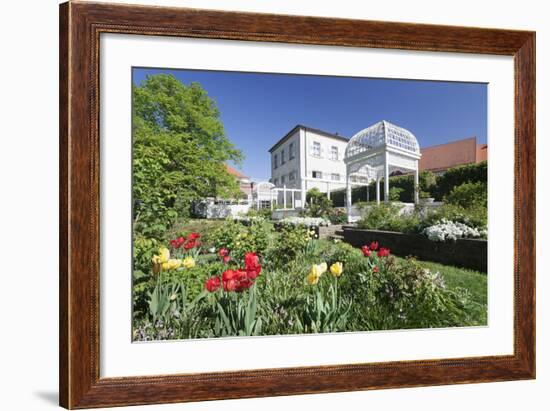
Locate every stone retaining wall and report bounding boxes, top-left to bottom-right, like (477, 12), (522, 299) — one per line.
(343, 227), (487, 272)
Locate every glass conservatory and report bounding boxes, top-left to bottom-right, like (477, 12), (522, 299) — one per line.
(344, 120), (422, 221)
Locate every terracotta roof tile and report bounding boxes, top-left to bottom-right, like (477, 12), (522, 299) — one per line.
(419, 137), (479, 172)
(225, 164), (248, 179)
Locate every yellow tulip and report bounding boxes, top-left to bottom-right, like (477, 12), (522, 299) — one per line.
(152, 247), (171, 273)
(182, 256), (196, 269)
(306, 263), (326, 285)
(162, 258), (182, 271)
(330, 262), (344, 277)
(306, 270), (320, 285)
(152, 247), (170, 264)
(160, 247), (170, 262)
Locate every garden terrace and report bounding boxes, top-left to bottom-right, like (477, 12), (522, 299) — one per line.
(342, 226), (487, 272)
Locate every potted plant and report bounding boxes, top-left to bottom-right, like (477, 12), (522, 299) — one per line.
(419, 191), (435, 203)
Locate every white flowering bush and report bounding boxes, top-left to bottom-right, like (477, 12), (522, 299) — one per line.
(280, 216), (331, 227)
(423, 219), (486, 242)
(230, 215), (265, 223)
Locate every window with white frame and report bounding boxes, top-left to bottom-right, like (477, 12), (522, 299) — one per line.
(330, 146), (339, 161)
(331, 173), (340, 181)
(312, 171), (323, 179)
(312, 141), (321, 158)
(273, 154), (278, 169)
(289, 142), (295, 160)
(281, 175), (286, 185)
(281, 148), (286, 164)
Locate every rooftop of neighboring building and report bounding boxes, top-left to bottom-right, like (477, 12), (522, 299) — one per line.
(419, 136), (487, 172)
(225, 164), (249, 180)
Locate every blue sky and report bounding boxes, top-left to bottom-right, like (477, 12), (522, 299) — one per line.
(133, 68), (487, 181)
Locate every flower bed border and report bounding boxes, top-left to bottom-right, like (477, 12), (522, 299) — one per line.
(343, 227), (487, 272)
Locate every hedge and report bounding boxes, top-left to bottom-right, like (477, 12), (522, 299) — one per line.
(435, 161), (487, 200)
(330, 161), (487, 206)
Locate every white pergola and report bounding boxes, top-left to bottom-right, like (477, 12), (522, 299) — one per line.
(344, 121), (422, 220)
(252, 181), (302, 210)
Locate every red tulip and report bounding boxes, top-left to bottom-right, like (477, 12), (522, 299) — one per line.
(184, 239), (197, 250)
(244, 252), (262, 279)
(218, 248), (229, 257)
(187, 232), (201, 240)
(205, 276), (221, 292)
(170, 236), (185, 248)
(222, 255), (231, 264)
(222, 269), (238, 291)
(221, 268), (254, 292)
(377, 247), (391, 257)
(369, 241), (379, 251)
(373, 266), (379, 273)
(361, 245), (371, 257)
(235, 269), (253, 291)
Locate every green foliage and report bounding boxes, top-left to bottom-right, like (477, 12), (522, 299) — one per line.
(211, 219), (271, 261)
(305, 188), (333, 217)
(293, 282), (351, 333)
(162, 260), (224, 301)
(132, 236), (160, 316)
(435, 161), (487, 200)
(329, 163), (488, 206)
(356, 203), (421, 233)
(138, 277), (207, 340)
(326, 208), (348, 224)
(165, 218), (224, 247)
(133, 214), (487, 339)
(267, 224), (311, 265)
(445, 181), (487, 209)
(337, 255), (478, 330)
(422, 203), (487, 230)
(245, 207), (273, 220)
(213, 286), (263, 337)
(133, 145), (178, 238)
(389, 187), (404, 202)
(133, 74), (243, 239)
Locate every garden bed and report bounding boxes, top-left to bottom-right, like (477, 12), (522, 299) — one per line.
(343, 226), (487, 272)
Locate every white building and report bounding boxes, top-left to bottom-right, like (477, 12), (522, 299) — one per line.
(269, 125), (354, 206)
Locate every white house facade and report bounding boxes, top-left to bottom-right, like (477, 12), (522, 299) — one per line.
(269, 125), (352, 206)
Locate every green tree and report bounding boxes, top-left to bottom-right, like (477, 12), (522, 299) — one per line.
(133, 74), (243, 238)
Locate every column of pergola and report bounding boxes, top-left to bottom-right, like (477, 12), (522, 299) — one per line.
(345, 159), (420, 222)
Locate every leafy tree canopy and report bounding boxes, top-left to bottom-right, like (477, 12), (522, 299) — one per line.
(133, 74), (243, 238)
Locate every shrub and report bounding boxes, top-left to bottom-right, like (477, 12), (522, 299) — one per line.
(347, 255), (474, 330)
(329, 170), (438, 205)
(389, 187), (404, 202)
(211, 219), (271, 261)
(435, 161), (487, 200)
(279, 216), (330, 227)
(445, 181), (487, 209)
(306, 188), (333, 217)
(267, 224), (311, 265)
(356, 203), (420, 233)
(422, 203), (487, 230)
(245, 207), (273, 220)
(327, 208), (348, 224)
(424, 219), (487, 241)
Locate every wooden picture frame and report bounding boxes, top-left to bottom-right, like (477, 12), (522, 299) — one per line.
(59, 1), (535, 408)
